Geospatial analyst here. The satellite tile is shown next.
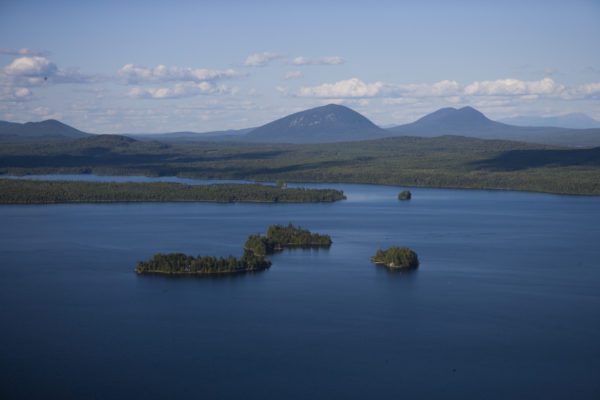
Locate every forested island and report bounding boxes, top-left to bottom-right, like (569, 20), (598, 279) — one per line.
(245, 223), (332, 256)
(135, 252), (271, 275)
(0, 179), (345, 204)
(371, 247), (420, 270)
(136, 224), (331, 276)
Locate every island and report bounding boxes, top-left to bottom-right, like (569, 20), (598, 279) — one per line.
(245, 223), (332, 256)
(135, 252), (271, 275)
(398, 190), (412, 200)
(371, 246), (419, 270)
(0, 179), (346, 204)
(136, 223), (331, 276)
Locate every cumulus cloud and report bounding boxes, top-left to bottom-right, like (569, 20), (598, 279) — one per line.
(128, 82), (232, 99)
(0, 55), (98, 102)
(4, 56), (58, 79)
(0, 86), (34, 102)
(299, 78), (385, 98)
(14, 87), (32, 98)
(463, 77), (564, 96)
(118, 64), (240, 84)
(298, 78), (463, 99)
(296, 77), (592, 101)
(575, 82), (600, 98)
(244, 52), (282, 67)
(2, 56), (95, 86)
(284, 70), (303, 80)
(291, 56), (344, 66)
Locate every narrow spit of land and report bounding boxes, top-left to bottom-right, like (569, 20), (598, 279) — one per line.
(0, 179), (346, 204)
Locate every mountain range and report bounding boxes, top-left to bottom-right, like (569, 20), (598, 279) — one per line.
(2, 105), (600, 147)
(386, 106), (600, 147)
(500, 113), (600, 129)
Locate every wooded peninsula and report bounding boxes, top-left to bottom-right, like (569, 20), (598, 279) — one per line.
(0, 179), (346, 204)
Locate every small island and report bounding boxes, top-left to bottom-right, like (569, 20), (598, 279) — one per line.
(136, 223), (331, 276)
(371, 246), (419, 270)
(398, 190), (412, 200)
(245, 223), (332, 256)
(135, 251), (271, 275)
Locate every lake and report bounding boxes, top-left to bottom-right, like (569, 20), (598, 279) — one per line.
(1, 176), (599, 399)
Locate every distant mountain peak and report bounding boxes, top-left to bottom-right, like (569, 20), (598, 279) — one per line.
(244, 104), (385, 143)
(500, 113), (600, 129)
(0, 118), (90, 142)
(416, 106), (490, 124)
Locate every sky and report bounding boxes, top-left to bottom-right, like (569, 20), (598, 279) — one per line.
(1, 0), (599, 134)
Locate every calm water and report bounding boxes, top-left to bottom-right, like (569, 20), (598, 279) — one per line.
(1, 177), (599, 399)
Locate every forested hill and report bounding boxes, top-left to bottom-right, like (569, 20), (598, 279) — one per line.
(386, 107), (600, 147)
(0, 134), (599, 195)
(0, 119), (91, 142)
(242, 104), (387, 143)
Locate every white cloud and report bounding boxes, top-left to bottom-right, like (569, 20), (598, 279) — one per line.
(14, 87), (32, 98)
(284, 70), (303, 80)
(463, 77), (563, 96)
(575, 82), (600, 98)
(297, 77), (591, 101)
(128, 82), (231, 99)
(299, 78), (385, 98)
(298, 78), (463, 99)
(118, 64), (240, 84)
(244, 52), (282, 67)
(2, 56), (95, 86)
(31, 106), (61, 120)
(4, 56), (58, 78)
(291, 56), (344, 66)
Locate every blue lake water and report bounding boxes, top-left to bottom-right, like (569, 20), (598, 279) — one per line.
(1, 176), (599, 399)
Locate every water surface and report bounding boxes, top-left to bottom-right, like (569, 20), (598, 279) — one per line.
(1, 177), (599, 399)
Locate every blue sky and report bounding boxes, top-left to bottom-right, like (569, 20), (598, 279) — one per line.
(1, 0), (599, 133)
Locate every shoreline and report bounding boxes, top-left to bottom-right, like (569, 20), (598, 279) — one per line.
(2, 172), (598, 197)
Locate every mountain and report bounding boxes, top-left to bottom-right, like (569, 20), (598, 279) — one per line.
(387, 106), (514, 137)
(243, 104), (386, 143)
(0, 119), (91, 142)
(500, 113), (600, 129)
(387, 107), (600, 147)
